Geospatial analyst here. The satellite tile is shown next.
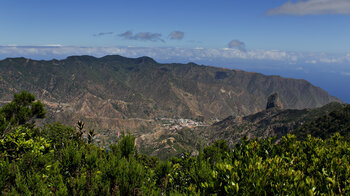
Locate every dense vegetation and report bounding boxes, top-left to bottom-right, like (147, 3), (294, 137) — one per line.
(201, 101), (347, 149)
(293, 104), (350, 140)
(1, 92), (349, 195)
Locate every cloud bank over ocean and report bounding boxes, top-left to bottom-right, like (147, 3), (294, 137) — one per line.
(1, 45), (349, 66)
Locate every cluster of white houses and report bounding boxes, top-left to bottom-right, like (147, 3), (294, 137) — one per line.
(157, 117), (208, 130)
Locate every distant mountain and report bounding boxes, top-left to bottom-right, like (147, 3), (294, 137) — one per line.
(0, 55), (344, 157)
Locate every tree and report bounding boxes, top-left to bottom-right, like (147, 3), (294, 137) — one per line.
(203, 139), (231, 165)
(0, 91), (46, 136)
(117, 133), (136, 158)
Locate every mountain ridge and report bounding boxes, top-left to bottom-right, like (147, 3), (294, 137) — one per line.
(0, 55), (342, 131)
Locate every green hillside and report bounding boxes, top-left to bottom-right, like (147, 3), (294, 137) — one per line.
(199, 101), (348, 148)
(293, 104), (350, 139)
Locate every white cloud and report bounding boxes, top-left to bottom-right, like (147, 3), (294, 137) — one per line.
(306, 60), (317, 64)
(41, 44), (62, 47)
(119, 31), (164, 42)
(340, 72), (350, 76)
(93, 32), (114, 37)
(319, 58), (341, 63)
(228, 40), (246, 52)
(0, 45), (349, 67)
(267, 0), (350, 15)
(169, 31), (184, 40)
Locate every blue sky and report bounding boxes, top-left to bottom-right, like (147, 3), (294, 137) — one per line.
(1, 0), (350, 102)
(1, 0), (350, 52)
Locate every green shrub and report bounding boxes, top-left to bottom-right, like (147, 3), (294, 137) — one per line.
(1, 92), (350, 195)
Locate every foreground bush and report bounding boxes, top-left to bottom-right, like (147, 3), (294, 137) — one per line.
(1, 92), (349, 195)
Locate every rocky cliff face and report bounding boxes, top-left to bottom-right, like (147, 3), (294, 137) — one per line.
(266, 93), (284, 110)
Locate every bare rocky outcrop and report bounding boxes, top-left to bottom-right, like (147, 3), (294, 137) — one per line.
(266, 93), (284, 110)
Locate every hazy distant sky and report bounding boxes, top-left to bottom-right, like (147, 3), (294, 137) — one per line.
(1, 0), (350, 102)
